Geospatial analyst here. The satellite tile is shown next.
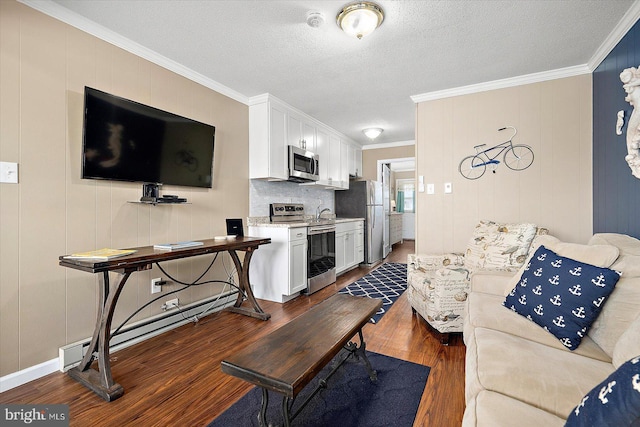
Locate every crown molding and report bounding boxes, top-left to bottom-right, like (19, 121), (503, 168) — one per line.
(410, 65), (590, 103)
(19, 0), (250, 105)
(411, 1), (640, 104)
(362, 140), (415, 150)
(588, 0), (640, 70)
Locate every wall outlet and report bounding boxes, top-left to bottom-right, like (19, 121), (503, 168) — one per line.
(444, 182), (452, 194)
(163, 298), (179, 310)
(151, 278), (162, 294)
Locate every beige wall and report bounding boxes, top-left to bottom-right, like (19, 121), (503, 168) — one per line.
(415, 74), (592, 254)
(0, 2), (249, 376)
(361, 145), (415, 181)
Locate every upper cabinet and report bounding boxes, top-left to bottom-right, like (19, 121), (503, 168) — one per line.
(347, 143), (362, 178)
(249, 95), (288, 180)
(288, 113), (316, 153)
(249, 94), (361, 189)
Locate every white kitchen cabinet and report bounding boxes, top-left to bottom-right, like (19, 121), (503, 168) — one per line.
(335, 232), (346, 273)
(287, 113), (316, 153)
(315, 127), (330, 183)
(249, 93), (359, 188)
(347, 143), (356, 177)
(346, 142), (363, 178)
(248, 226), (307, 303)
(336, 220), (365, 275)
(339, 140), (350, 190)
(328, 134), (343, 188)
(249, 95), (288, 180)
(354, 221), (364, 263)
(390, 213), (403, 246)
(289, 236), (308, 294)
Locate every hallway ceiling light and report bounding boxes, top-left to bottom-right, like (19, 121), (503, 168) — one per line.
(337, 2), (384, 39)
(363, 127), (383, 140)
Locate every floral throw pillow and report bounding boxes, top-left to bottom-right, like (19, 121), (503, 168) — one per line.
(503, 245), (621, 350)
(565, 355), (640, 426)
(465, 220), (537, 272)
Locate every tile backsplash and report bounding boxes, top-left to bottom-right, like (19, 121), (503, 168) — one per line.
(249, 180), (335, 217)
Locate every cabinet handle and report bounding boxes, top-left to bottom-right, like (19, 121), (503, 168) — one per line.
(296, 233), (304, 237)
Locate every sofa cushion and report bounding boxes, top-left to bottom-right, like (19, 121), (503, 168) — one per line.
(565, 355), (640, 427)
(466, 292), (611, 362)
(504, 245), (621, 350)
(587, 234), (640, 357)
(590, 233), (640, 277)
(465, 220), (537, 272)
(468, 327), (614, 419)
(463, 390), (565, 427)
(471, 270), (514, 295)
(503, 235), (620, 296)
(613, 313), (640, 369)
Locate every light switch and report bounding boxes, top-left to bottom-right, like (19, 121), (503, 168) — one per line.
(0, 162), (18, 184)
(444, 182), (452, 194)
(418, 183), (425, 193)
(427, 183), (435, 194)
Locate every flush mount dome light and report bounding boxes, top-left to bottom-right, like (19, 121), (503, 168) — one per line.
(363, 127), (383, 140)
(337, 2), (384, 39)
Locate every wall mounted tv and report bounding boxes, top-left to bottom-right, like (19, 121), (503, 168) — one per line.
(82, 87), (215, 188)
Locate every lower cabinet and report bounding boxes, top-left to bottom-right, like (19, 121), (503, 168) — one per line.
(336, 220), (364, 275)
(390, 213), (403, 246)
(248, 226), (307, 303)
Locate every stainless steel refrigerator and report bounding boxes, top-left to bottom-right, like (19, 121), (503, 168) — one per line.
(335, 180), (384, 265)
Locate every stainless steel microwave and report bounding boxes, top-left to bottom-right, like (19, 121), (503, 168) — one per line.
(288, 145), (319, 182)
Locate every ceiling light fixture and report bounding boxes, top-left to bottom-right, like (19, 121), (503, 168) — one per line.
(337, 2), (384, 39)
(363, 128), (383, 140)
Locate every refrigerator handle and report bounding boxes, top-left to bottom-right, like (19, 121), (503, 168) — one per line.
(371, 206), (376, 229)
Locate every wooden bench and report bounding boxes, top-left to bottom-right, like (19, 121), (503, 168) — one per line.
(221, 293), (382, 426)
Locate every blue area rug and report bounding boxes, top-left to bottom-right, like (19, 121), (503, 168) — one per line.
(209, 351), (430, 427)
(338, 262), (408, 323)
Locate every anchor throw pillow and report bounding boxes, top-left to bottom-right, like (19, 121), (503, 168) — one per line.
(503, 245), (621, 350)
(565, 355), (640, 426)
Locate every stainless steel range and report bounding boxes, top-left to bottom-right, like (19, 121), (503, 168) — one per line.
(270, 203), (336, 294)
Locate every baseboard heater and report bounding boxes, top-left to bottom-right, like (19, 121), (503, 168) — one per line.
(59, 291), (238, 372)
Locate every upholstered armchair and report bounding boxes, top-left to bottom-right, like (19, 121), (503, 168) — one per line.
(407, 220), (547, 344)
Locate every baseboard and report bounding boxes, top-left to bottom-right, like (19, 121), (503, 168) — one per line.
(0, 359), (59, 393)
(0, 292), (237, 393)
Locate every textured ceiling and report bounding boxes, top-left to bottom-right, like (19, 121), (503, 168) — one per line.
(47, 0), (635, 146)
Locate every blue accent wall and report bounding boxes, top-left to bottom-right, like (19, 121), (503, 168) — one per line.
(593, 19), (640, 238)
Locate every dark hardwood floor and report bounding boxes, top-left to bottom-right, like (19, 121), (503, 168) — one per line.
(0, 240), (466, 426)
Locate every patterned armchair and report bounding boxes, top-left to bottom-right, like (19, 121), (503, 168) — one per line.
(407, 220), (547, 344)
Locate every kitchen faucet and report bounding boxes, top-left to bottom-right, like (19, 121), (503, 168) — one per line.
(316, 207), (331, 221)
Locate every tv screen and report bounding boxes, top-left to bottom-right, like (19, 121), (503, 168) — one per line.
(82, 87), (215, 188)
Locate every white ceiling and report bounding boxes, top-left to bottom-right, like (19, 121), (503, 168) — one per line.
(32, 0), (636, 146)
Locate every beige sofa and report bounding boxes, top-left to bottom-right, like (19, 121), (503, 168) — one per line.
(462, 233), (640, 426)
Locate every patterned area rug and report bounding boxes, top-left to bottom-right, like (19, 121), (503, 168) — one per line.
(338, 262), (408, 323)
(209, 351), (430, 427)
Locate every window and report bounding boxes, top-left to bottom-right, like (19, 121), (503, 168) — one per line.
(396, 179), (415, 213)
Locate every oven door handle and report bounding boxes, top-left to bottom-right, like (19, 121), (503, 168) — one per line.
(308, 226), (336, 235)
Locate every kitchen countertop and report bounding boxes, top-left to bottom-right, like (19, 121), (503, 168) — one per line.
(247, 217), (364, 228)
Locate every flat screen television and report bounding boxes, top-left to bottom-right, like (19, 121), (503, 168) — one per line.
(82, 87), (215, 188)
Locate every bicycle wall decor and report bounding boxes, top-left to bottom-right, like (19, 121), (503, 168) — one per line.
(458, 126), (534, 180)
